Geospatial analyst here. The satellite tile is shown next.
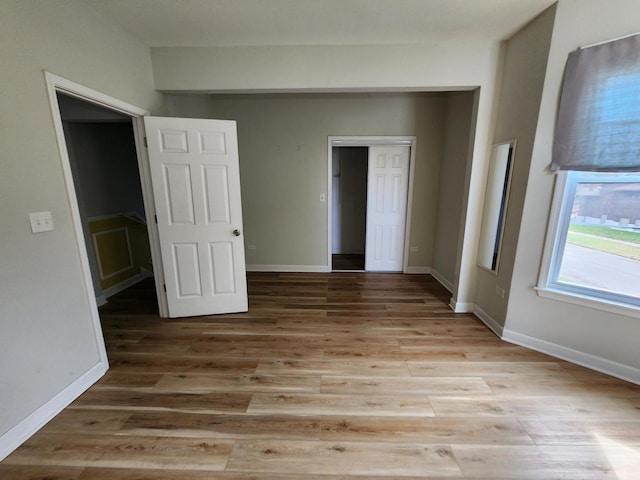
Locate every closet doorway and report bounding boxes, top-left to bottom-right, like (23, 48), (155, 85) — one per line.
(57, 93), (153, 306)
(332, 147), (368, 270)
(328, 137), (415, 272)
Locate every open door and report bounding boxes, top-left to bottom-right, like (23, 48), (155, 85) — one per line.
(144, 116), (248, 318)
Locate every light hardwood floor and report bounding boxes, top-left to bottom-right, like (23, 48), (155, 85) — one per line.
(2, 273), (640, 479)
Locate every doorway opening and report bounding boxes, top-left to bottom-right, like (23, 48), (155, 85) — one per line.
(57, 93), (154, 307)
(328, 136), (416, 273)
(44, 72), (169, 347)
(332, 147), (368, 271)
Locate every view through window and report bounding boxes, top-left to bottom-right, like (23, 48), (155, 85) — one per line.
(550, 172), (640, 305)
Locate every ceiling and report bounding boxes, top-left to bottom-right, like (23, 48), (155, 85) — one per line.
(86, 0), (556, 47)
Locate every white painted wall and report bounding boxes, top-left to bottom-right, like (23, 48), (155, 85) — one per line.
(505, 0), (640, 376)
(475, 5), (556, 326)
(432, 92), (475, 290)
(166, 93), (447, 270)
(0, 0), (162, 453)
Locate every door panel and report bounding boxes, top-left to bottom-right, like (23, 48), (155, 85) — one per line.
(173, 243), (201, 297)
(210, 242), (236, 294)
(164, 164), (195, 224)
(144, 116), (247, 317)
(365, 146), (410, 272)
(203, 166), (231, 223)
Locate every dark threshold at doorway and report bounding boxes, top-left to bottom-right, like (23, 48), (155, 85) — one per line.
(332, 254), (365, 271)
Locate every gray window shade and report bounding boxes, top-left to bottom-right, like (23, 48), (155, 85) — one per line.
(552, 33), (640, 172)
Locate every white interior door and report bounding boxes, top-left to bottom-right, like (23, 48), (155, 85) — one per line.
(144, 116), (247, 318)
(365, 145), (410, 272)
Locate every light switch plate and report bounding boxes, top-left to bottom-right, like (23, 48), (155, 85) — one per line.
(29, 211), (54, 233)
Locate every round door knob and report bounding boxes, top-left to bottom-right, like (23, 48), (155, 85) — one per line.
(233, 229), (241, 236)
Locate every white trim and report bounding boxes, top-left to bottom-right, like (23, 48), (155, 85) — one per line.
(502, 328), (640, 386)
(536, 171), (566, 288)
(101, 273), (145, 300)
(246, 264), (331, 273)
(87, 212), (145, 223)
(535, 286), (640, 319)
(133, 117), (169, 318)
(403, 142), (418, 273)
(332, 138), (414, 146)
(449, 298), (474, 313)
(0, 362), (107, 462)
(580, 32), (640, 49)
(327, 137), (333, 272)
(477, 139), (516, 274)
(472, 304), (504, 337)
(96, 295), (108, 307)
(536, 170), (640, 313)
(43, 71), (110, 368)
(140, 267), (154, 279)
(48, 73), (148, 117)
(92, 227), (133, 280)
(404, 266), (431, 274)
(43, 72), (169, 319)
(429, 268), (454, 293)
(327, 136), (417, 273)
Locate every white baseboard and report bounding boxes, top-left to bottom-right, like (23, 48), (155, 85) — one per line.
(0, 361), (108, 461)
(502, 328), (640, 386)
(472, 304), (504, 337)
(140, 267), (154, 279)
(246, 264), (331, 273)
(449, 298), (474, 313)
(429, 268), (453, 292)
(101, 273), (144, 300)
(404, 266), (431, 274)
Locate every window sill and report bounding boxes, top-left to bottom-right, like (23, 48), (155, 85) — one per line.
(535, 286), (640, 319)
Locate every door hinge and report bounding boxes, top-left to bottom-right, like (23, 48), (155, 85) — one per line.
(163, 284), (166, 293)
(154, 214), (158, 224)
(144, 136), (148, 148)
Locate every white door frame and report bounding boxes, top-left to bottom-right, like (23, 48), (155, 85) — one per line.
(327, 136), (416, 272)
(43, 72), (170, 336)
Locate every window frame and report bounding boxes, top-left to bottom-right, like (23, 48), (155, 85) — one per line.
(537, 171), (640, 318)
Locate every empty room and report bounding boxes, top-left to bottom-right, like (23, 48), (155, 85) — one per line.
(1, 1), (639, 478)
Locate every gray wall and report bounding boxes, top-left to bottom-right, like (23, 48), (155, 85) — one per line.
(166, 93), (447, 270)
(153, 39), (503, 308)
(8, 0), (638, 462)
(475, 5), (556, 325)
(65, 122), (145, 219)
(432, 92), (475, 289)
(0, 0), (162, 444)
(505, 0), (640, 373)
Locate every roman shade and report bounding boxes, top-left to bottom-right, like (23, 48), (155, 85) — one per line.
(552, 33), (640, 171)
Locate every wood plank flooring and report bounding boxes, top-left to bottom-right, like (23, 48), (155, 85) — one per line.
(2, 272), (640, 479)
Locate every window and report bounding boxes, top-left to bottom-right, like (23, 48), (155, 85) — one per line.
(539, 33), (640, 314)
(541, 172), (640, 309)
